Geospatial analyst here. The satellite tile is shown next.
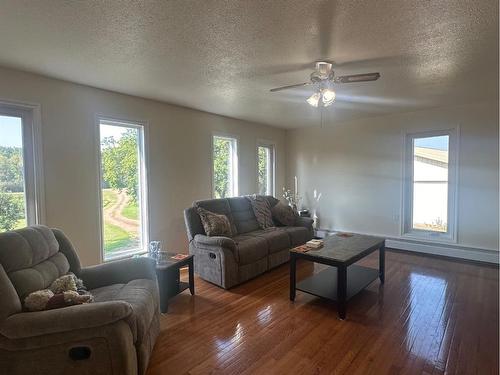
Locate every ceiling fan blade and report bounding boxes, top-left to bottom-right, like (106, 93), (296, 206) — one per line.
(270, 82), (312, 92)
(335, 72), (381, 83)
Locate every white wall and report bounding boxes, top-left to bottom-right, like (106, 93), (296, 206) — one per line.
(1, 65), (497, 264)
(0, 67), (286, 266)
(286, 101), (499, 260)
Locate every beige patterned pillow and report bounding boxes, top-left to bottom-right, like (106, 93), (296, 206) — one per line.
(271, 201), (297, 226)
(197, 207), (233, 237)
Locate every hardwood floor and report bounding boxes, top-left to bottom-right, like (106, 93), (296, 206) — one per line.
(147, 250), (499, 375)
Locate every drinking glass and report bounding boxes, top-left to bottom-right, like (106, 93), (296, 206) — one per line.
(149, 240), (162, 256)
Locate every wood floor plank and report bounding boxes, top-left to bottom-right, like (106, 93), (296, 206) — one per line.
(147, 250), (499, 375)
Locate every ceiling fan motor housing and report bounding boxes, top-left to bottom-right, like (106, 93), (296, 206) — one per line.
(311, 61), (334, 82)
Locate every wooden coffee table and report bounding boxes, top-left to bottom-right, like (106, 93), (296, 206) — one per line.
(290, 233), (385, 319)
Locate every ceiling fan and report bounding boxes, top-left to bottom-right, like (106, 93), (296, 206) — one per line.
(269, 61), (381, 107)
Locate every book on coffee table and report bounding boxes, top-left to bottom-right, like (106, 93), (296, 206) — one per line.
(171, 254), (189, 260)
(306, 239), (324, 249)
(293, 245), (311, 253)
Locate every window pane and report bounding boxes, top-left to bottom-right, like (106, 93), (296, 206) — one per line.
(100, 122), (145, 258)
(258, 146), (271, 195)
(412, 135), (449, 232)
(213, 136), (236, 198)
(0, 115), (26, 232)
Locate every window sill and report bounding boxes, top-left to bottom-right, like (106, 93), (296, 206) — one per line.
(104, 249), (147, 262)
(401, 231), (456, 245)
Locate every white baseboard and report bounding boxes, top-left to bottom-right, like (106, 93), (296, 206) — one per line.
(386, 238), (499, 264)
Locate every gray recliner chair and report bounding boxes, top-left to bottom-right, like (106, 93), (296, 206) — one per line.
(0, 225), (160, 375)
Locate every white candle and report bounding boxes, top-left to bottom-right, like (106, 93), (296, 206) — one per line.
(294, 176), (298, 197)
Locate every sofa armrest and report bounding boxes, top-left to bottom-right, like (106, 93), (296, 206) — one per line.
(193, 234), (236, 251)
(0, 301), (132, 339)
(295, 216), (314, 228)
(80, 257), (156, 290)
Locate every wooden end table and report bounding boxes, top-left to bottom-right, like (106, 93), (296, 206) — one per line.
(147, 252), (194, 313)
(290, 233), (385, 320)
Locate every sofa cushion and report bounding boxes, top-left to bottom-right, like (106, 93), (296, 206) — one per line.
(196, 207), (233, 237)
(232, 235), (268, 265)
(245, 228), (290, 254)
(271, 202), (297, 226)
(228, 197), (260, 234)
(265, 195), (280, 208)
(280, 226), (310, 246)
(194, 198), (237, 235)
(91, 279), (157, 343)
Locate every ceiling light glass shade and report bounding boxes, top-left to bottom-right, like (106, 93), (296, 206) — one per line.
(306, 92), (320, 107)
(321, 89), (336, 106)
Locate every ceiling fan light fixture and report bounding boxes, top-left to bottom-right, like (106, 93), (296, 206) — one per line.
(307, 92), (320, 107)
(269, 61), (380, 109)
(321, 88), (336, 106)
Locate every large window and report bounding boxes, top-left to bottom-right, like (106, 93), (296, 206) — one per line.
(212, 135), (238, 198)
(98, 118), (148, 260)
(257, 142), (275, 196)
(403, 130), (457, 241)
(0, 103), (42, 232)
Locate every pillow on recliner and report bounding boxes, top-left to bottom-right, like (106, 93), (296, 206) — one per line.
(271, 201), (297, 226)
(197, 206), (233, 237)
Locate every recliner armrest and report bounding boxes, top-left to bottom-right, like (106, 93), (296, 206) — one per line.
(0, 301), (132, 339)
(80, 257), (156, 290)
(193, 234), (236, 251)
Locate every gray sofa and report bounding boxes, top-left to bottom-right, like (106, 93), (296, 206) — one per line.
(0, 225), (160, 375)
(184, 195), (314, 289)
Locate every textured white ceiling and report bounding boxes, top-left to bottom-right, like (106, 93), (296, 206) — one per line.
(0, 0), (497, 128)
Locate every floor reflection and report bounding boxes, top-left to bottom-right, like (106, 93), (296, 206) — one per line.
(407, 272), (448, 369)
(214, 322), (245, 359)
(257, 304), (272, 326)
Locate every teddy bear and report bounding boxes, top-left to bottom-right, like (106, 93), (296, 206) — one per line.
(24, 289), (92, 312)
(49, 274), (77, 294)
(24, 273), (94, 312)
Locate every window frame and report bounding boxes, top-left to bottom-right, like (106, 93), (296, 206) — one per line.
(96, 116), (150, 262)
(256, 140), (275, 196)
(211, 133), (239, 199)
(0, 100), (45, 228)
(401, 128), (458, 243)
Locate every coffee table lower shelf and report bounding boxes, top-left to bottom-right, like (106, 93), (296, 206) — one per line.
(296, 265), (379, 302)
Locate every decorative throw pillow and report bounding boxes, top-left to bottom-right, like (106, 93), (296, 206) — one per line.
(197, 207), (233, 237)
(247, 195), (275, 229)
(271, 201), (297, 226)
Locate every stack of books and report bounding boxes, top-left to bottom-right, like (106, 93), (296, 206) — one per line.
(292, 239), (324, 253)
(306, 239), (324, 249)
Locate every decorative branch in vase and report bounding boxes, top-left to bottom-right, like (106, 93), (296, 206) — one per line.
(282, 187), (301, 213)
